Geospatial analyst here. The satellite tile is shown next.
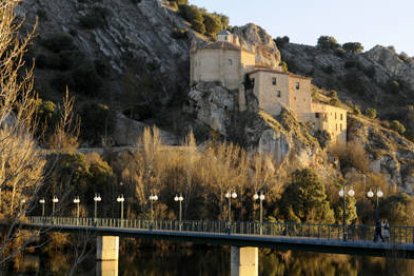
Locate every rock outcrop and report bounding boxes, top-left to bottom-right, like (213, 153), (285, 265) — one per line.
(347, 115), (414, 192)
(233, 23), (281, 68)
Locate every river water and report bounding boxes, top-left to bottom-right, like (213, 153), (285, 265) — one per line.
(15, 242), (414, 275)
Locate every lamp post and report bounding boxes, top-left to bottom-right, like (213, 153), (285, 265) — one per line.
(367, 187), (384, 222)
(174, 194), (184, 231)
(39, 198), (45, 217)
(149, 194), (158, 222)
(20, 199), (26, 216)
(94, 193), (102, 221)
(225, 190), (237, 223)
(338, 186), (355, 241)
(73, 196), (80, 225)
(52, 196), (59, 216)
(117, 194), (125, 227)
(253, 191), (265, 235)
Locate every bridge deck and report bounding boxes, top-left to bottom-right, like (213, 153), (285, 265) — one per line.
(22, 217), (414, 258)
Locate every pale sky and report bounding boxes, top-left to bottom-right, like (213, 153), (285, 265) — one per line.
(190, 0), (414, 55)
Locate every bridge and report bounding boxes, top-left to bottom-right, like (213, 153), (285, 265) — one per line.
(22, 217), (414, 276)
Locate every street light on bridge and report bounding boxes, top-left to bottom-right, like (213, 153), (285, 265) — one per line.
(225, 190), (237, 223)
(367, 187), (384, 222)
(39, 198), (45, 217)
(253, 191), (265, 235)
(174, 194), (184, 231)
(149, 194), (158, 222)
(339, 186), (355, 241)
(117, 194), (125, 227)
(52, 196), (59, 216)
(20, 199), (26, 216)
(73, 196), (80, 220)
(94, 193), (102, 221)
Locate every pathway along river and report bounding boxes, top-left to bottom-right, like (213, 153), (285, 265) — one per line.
(14, 241), (414, 275)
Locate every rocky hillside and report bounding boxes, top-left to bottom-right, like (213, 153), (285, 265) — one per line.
(19, 0), (281, 145)
(16, 0), (414, 191)
(20, 0), (190, 115)
(277, 39), (414, 138)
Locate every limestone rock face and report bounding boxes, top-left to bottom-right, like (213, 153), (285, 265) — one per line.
(365, 45), (414, 92)
(278, 42), (414, 117)
(233, 23), (281, 69)
(187, 82), (235, 136)
(20, 0), (191, 99)
(347, 115), (414, 192)
(187, 82), (321, 169)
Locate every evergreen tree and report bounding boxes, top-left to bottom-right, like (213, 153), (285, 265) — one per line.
(279, 169), (335, 223)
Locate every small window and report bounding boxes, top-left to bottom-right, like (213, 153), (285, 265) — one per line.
(340, 114), (343, 120)
(225, 36), (228, 40)
(335, 113), (337, 120)
(340, 124), (343, 131)
(315, 113), (320, 118)
(272, 77), (277, 85)
(228, 59), (233, 65)
(277, 91), (281, 97)
(336, 124), (338, 131)
(296, 82), (300, 90)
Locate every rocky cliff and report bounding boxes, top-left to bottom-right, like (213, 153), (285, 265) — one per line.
(17, 0), (414, 191)
(278, 41), (414, 136)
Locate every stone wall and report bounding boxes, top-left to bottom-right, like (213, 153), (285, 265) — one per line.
(312, 103), (347, 144)
(191, 48), (242, 90)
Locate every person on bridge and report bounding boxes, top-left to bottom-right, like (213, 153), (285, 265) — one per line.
(374, 220), (384, 242)
(381, 219), (390, 242)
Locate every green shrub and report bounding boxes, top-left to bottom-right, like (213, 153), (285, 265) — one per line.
(168, 0), (188, 5)
(40, 32), (75, 52)
(342, 42), (364, 54)
(317, 36), (339, 50)
(353, 105), (361, 115)
(80, 103), (116, 144)
(387, 79), (401, 94)
(275, 36), (290, 48)
(179, 4), (203, 23)
(365, 108), (377, 119)
(390, 120), (406, 134)
(171, 28), (188, 39)
(203, 13), (221, 36)
(343, 71), (366, 95)
(192, 20), (206, 34)
(280, 61), (288, 72)
(329, 90), (338, 98)
(334, 47), (346, 57)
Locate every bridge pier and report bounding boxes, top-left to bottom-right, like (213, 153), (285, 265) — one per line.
(96, 260), (119, 276)
(230, 246), (258, 276)
(96, 236), (119, 261)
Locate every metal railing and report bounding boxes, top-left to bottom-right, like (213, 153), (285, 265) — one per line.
(25, 217), (414, 244)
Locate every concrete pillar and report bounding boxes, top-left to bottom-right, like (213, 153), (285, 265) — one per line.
(96, 236), (119, 261)
(230, 246), (258, 276)
(96, 260), (118, 276)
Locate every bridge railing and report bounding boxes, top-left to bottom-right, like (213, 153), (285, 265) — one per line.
(25, 217), (414, 244)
